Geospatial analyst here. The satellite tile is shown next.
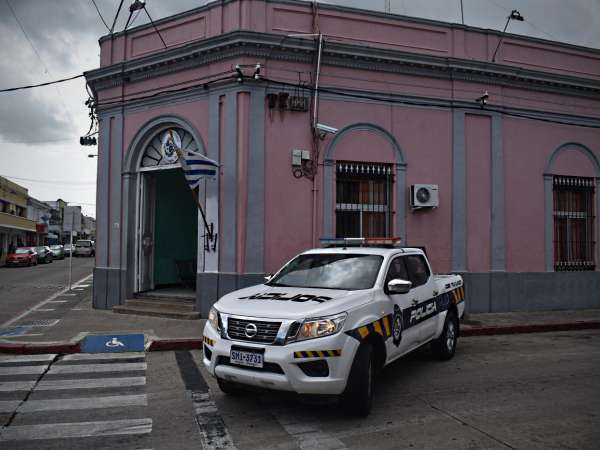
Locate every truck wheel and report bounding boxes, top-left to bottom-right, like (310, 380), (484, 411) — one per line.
(217, 378), (243, 395)
(343, 343), (374, 417)
(431, 311), (458, 360)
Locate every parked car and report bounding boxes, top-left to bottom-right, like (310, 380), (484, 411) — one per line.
(49, 244), (65, 260)
(5, 247), (38, 267)
(203, 237), (465, 416)
(74, 240), (95, 257)
(34, 246), (54, 264)
(63, 244), (74, 256)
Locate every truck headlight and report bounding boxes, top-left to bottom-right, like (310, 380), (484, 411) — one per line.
(208, 306), (221, 331)
(293, 313), (347, 342)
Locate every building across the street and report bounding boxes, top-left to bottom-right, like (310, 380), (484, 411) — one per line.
(0, 176), (37, 265)
(27, 197), (52, 246)
(85, 0), (600, 315)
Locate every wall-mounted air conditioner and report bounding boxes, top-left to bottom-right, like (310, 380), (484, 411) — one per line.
(411, 184), (439, 208)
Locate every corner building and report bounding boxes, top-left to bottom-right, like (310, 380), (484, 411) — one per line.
(85, 0), (600, 316)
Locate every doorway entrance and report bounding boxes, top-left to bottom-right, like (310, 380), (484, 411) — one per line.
(136, 168), (198, 294)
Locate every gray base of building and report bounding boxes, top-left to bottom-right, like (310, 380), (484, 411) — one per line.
(92, 268), (600, 315)
(93, 267), (124, 310)
(464, 271), (600, 313)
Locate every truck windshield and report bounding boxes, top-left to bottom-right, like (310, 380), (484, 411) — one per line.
(267, 254), (383, 290)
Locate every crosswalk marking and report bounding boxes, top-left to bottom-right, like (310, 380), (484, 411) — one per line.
(36, 376), (146, 390)
(0, 418), (153, 441)
(0, 354), (56, 364)
(0, 365), (48, 376)
(49, 362), (147, 374)
(62, 352), (145, 361)
(17, 394), (147, 412)
(0, 380), (36, 392)
(0, 353), (152, 446)
(0, 400), (21, 413)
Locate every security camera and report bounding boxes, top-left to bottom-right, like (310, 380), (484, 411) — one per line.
(316, 123), (338, 135)
(476, 91), (489, 108)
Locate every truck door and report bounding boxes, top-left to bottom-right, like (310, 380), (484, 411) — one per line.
(384, 255), (421, 359)
(404, 254), (438, 342)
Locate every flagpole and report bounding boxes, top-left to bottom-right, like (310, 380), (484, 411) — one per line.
(174, 147), (215, 248)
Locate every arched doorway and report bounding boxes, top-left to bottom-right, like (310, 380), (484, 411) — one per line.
(135, 126), (202, 295)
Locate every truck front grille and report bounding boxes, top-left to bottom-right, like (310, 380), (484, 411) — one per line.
(227, 317), (281, 344)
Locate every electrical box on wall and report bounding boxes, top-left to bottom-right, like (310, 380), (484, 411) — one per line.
(411, 184), (439, 208)
(292, 149), (311, 166)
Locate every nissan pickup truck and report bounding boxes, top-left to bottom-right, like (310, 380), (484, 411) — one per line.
(202, 237), (465, 416)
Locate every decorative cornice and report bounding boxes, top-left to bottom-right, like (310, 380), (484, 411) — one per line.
(86, 31), (600, 102)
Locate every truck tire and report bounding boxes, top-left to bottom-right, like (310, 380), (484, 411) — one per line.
(217, 377), (243, 395)
(342, 343), (374, 416)
(431, 311), (458, 360)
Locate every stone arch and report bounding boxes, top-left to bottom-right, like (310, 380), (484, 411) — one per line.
(544, 142), (600, 271)
(322, 123), (407, 242)
(124, 114), (207, 174)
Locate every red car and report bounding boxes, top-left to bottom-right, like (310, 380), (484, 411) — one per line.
(6, 247), (38, 267)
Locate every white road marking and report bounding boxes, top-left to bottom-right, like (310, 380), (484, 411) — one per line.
(0, 380), (36, 392)
(272, 407), (348, 450)
(36, 376), (146, 391)
(192, 391), (237, 450)
(0, 354), (56, 364)
(47, 300), (68, 303)
(16, 394), (147, 413)
(49, 362), (147, 374)
(0, 418), (153, 441)
(75, 284), (91, 288)
(60, 293), (78, 296)
(33, 309), (55, 312)
(0, 365), (48, 376)
(1, 274), (92, 327)
(62, 352), (145, 361)
(13, 333), (44, 337)
(0, 400), (21, 413)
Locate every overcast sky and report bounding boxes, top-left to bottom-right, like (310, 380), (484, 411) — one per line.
(0, 0), (598, 218)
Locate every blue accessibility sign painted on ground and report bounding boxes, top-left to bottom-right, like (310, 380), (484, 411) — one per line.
(82, 333), (145, 353)
(0, 327), (27, 337)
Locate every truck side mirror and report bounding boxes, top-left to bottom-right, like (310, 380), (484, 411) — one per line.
(387, 278), (412, 295)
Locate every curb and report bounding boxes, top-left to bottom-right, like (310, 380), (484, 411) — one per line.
(461, 320), (600, 336)
(1, 322), (599, 354)
(146, 338), (203, 352)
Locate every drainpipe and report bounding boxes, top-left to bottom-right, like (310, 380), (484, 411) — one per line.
(311, 33), (323, 247)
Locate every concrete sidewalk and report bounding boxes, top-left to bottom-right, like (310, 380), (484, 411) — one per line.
(0, 279), (599, 353)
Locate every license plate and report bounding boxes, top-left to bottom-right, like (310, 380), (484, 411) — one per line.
(230, 349), (264, 368)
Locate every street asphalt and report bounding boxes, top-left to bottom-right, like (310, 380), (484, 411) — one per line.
(0, 256), (94, 326)
(0, 331), (598, 449)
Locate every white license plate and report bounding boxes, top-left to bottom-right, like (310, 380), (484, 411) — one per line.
(230, 349), (264, 368)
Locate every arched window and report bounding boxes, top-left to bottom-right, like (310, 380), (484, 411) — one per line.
(140, 127), (198, 168)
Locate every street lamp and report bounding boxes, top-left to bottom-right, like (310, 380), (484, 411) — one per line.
(491, 9), (524, 62)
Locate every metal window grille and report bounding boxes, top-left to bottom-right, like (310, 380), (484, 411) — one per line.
(553, 176), (595, 271)
(335, 162), (393, 238)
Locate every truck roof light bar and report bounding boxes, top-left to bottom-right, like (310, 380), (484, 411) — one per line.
(319, 237), (402, 248)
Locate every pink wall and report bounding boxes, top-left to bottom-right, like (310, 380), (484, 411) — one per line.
(504, 119), (600, 272)
(465, 114), (492, 272)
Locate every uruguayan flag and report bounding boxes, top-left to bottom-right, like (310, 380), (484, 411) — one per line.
(177, 148), (219, 189)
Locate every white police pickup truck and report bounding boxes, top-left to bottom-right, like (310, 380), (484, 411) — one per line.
(202, 238), (465, 416)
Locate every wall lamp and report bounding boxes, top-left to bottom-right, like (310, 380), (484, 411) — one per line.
(491, 9), (525, 62)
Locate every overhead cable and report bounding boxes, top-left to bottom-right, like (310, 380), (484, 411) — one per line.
(90, 0), (111, 32)
(0, 74), (85, 93)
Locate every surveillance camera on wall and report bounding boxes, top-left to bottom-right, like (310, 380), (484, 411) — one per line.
(316, 123), (338, 139)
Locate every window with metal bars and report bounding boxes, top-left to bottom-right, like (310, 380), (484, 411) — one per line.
(553, 175), (596, 271)
(335, 162), (393, 238)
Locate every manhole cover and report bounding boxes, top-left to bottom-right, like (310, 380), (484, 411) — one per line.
(18, 319), (60, 327)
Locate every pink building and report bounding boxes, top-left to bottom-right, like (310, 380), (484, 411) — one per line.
(85, 0), (600, 316)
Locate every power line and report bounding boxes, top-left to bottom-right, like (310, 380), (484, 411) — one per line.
(143, 6), (167, 49)
(0, 174), (96, 186)
(0, 74), (85, 94)
(110, 0), (125, 33)
(90, 0), (111, 32)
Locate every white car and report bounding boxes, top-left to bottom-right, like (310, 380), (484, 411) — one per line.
(202, 238), (465, 416)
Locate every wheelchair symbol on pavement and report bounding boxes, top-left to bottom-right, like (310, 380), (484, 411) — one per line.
(105, 337), (125, 348)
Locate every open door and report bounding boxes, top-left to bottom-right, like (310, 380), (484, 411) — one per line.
(137, 173), (156, 292)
